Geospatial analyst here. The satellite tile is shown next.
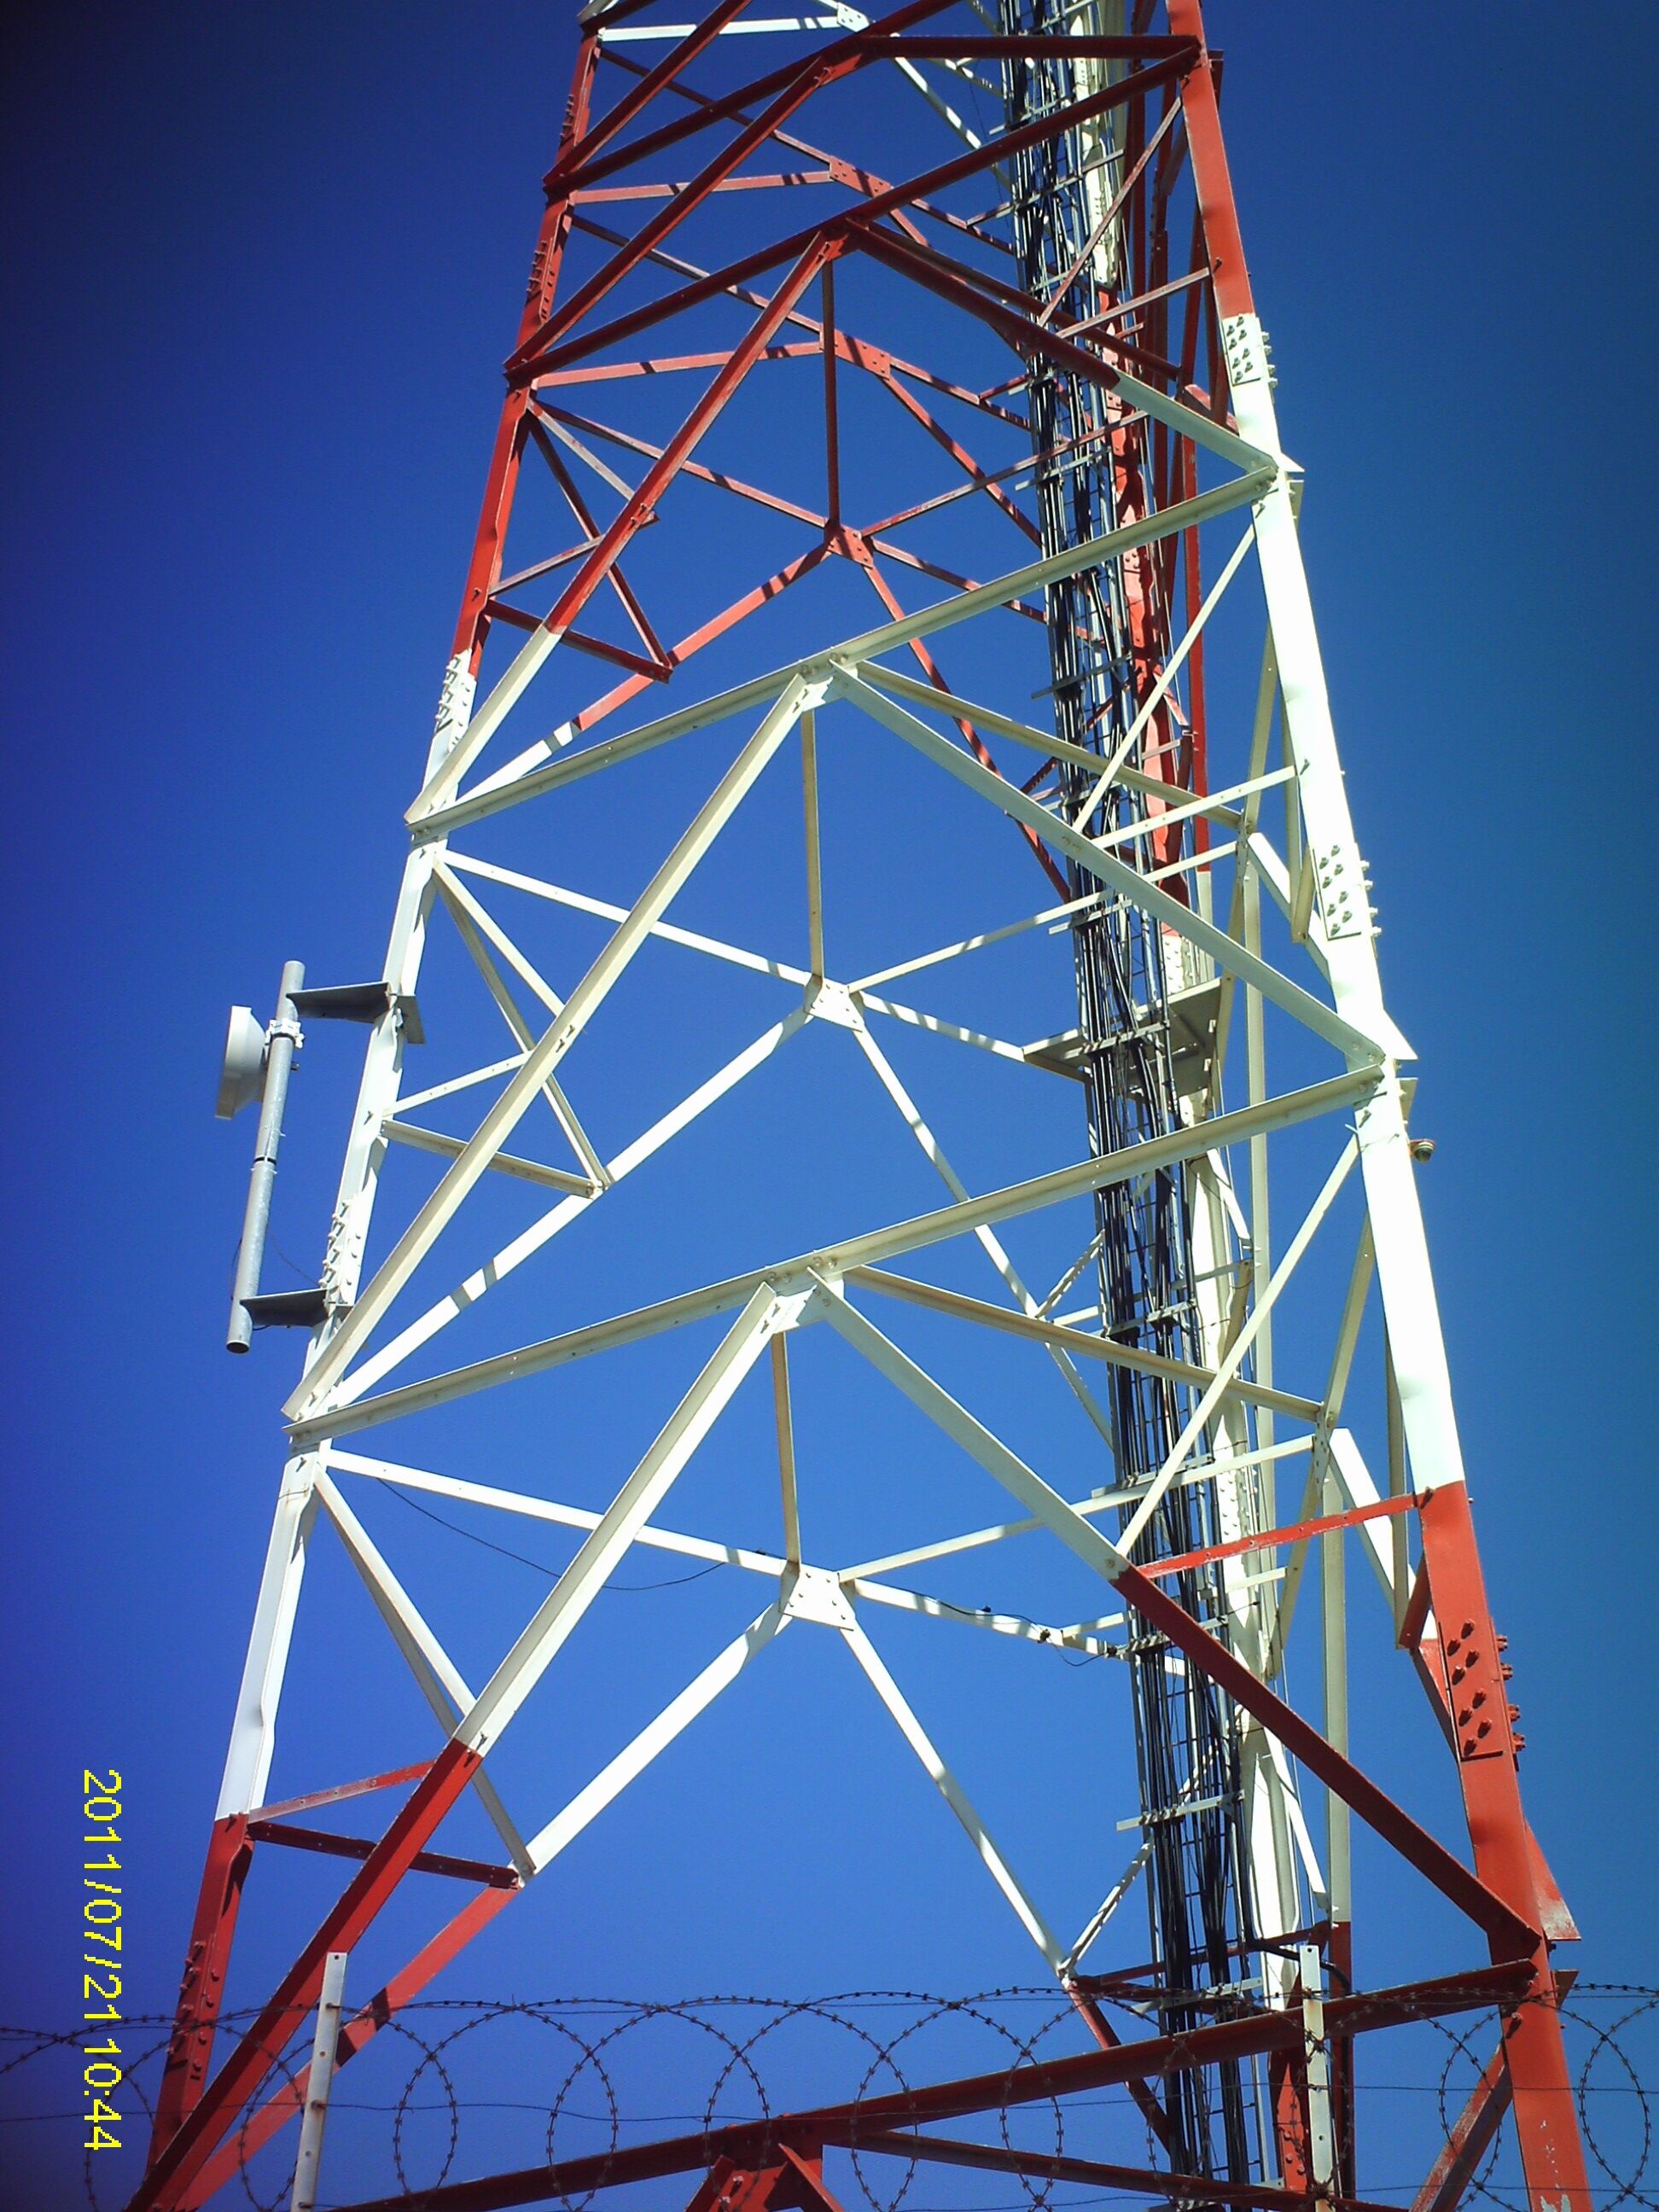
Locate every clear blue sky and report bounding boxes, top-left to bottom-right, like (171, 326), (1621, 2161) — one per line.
(3, 5), (1656, 2207)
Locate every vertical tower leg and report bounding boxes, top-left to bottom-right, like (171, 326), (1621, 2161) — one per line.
(145, 30), (613, 2191)
(147, 1816), (253, 2158)
(1171, 11), (1588, 2205)
(150, 1458), (318, 2159)
(1418, 1484), (1589, 2212)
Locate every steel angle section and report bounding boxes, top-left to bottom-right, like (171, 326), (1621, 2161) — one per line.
(296, 1069), (1374, 1447)
(834, 669), (1382, 1062)
(292, 678), (819, 1420)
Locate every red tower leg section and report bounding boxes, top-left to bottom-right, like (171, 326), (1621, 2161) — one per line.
(136, 1741), (484, 2211)
(180, 1883), (518, 2212)
(1416, 1484), (1591, 2212)
(148, 1816), (253, 2160)
(452, 23), (606, 671)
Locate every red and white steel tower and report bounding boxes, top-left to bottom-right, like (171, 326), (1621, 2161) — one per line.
(138, 8), (1591, 2210)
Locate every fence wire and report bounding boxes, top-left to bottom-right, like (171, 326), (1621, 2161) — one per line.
(3, 1984), (1654, 2212)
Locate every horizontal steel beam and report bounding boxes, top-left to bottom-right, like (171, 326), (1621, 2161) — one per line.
(841, 2129), (1401, 2212)
(331, 1964), (1534, 2212)
(847, 1263), (1319, 1420)
(293, 1067), (1377, 1442)
(413, 470), (1272, 840)
(244, 1820), (519, 1889)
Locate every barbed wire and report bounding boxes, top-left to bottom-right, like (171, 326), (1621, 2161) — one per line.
(3, 1984), (1653, 2212)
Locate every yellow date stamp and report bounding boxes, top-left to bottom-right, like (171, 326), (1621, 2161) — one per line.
(80, 1769), (125, 2151)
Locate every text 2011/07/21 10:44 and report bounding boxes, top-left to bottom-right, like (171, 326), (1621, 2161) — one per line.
(81, 1769), (125, 2152)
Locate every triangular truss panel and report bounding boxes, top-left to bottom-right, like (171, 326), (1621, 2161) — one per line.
(136, 9), (1590, 2212)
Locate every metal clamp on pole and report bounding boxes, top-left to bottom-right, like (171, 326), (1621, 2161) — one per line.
(219, 961), (306, 1353)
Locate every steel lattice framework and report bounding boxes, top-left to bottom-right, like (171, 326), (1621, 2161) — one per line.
(137, 9), (1591, 2212)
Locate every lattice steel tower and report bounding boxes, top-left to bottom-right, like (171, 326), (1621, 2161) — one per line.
(137, 9), (1591, 2212)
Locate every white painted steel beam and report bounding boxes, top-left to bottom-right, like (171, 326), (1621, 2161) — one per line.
(1069, 526), (1256, 827)
(453, 1284), (783, 1755)
(311, 1472), (532, 1874)
(525, 1599), (792, 1872)
(293, 1069), (1373, 1445)
(1224, 319), (1469, 1498)
(850, 1020), (1114, 1441)
(416, 474), (1272, 841)
(379, 1119), (595, 1196)
(290, 1950), (347, 2212)
(1117, 1138), (1359, 1556)
(846, 1263), (1318, 1422)
(818, 1290), (1131, 1586)
(835, 671), (1382, 1062)
(323, 1449), (793, 1583)
(841, 1614), (1066, 1971)
(291, 680), (819, 1419)
(332, 1005), (811, 1409)
(215, 1458), (321, 1819)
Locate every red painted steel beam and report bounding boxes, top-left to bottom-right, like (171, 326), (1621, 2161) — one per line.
(874, 221), (1185, 380)
(146, 1816), (253, 2163)
(851, 549), (1069, 895)
(538, 342), (814, 387)
(854, 225), (1132, 400)
(774, 2145), (849, 2212)
(1072, 1916), (1333, 1994)
(841, 2128), (1404, 2212)
(178, 1883), (518, 2211)
(1039, 95), (1185, 327)
(1272, 2041), (1313, 2200)
(1164, 0), (1253, 318)
(245, 1761), (432, 1824)
(1141, 1492), (1417, 1585)
(519, 49), (1198, 379)
(525, 416), (667, 661)
(578, 4), (1161, 198)
(821, 257), (841, 527)
(872, 362), (1043, 545)
(538, 403), (829, 530)
(1411, 2034), (1512, 2212)
(1111, 1563), (1539, 1953)
(1400, 1569), (1577, 1947)
(527, 238), (837, 662)
(1406, 1970), (1573, 2212)
(1413, 1483), (1592, 2210)
(574, 172), (841, 201)
(1067, 1983), (1173, 2151)
(451, 23), (604, 665)
(592, 41), (1011, 256)
(133, 1739), (486, 2211)
(564, 0), (962, 195)
(856, 218), (1183, 845)
(243, 1819), (519, 1889)
(533, 56), (861, 358)
(549, 538), (832, 752)
(544, 0), (754, 191)
(684, 2160), (789, 2212)
(550, 209), (1026, 423)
